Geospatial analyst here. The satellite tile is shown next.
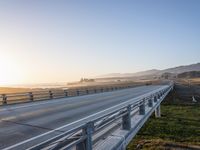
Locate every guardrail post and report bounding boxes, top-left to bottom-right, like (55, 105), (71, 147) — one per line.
(77, 90), (80, 96)
(94, 89), (97, 93)
(154, 95), (157, 103)
(139, 99), (145, 115)
(101, 88), (103, 92)
(49, 90), (53, 99)
(2, 94), (7, 105)
(64, 90), (68, 97)
(76, 122), (94, 150)
(159, 92), (162, 99)
(148, 97), (153, 107)
(155, 105), (161, 118)
(29, 92), (34, 101)
(122, 105), (131, 130)
(86, 89), (89, 94)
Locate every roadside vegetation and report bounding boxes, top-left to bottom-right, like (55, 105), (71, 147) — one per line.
(0, 87), (32, 94)
(127, 84), (200, 150)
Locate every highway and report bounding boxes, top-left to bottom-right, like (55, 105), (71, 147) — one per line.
(0, 85), (166, 150)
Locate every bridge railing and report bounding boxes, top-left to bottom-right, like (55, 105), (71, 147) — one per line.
(0, 83), (142, 105)
(29, 84), (173, 150)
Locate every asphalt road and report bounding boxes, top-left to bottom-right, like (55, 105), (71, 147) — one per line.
(0, 85), (166, 150)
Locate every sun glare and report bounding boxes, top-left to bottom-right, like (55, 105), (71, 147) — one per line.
(0, 53), (23, 86)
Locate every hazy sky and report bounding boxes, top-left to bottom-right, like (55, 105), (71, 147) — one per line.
(0, 0), (200, 85)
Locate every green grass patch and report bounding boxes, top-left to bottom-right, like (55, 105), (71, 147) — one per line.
(127, 104), (200, 149)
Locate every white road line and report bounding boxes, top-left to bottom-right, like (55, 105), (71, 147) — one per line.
(3, 86), (166, 150)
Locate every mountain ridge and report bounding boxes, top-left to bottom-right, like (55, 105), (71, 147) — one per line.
(97, 62), (200, 78)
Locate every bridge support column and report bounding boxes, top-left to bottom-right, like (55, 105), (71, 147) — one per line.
(155, 105), (161, 118)
(76, 122), (94, 150)
(139, 99), (145, 115)
(122, 105), (131, 130)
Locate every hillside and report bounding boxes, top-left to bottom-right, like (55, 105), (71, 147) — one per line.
(160, 63), (200, 74)
(97, 69), (160, 78)
(177, 71), (200, 78)
(97, 63), (200, 78)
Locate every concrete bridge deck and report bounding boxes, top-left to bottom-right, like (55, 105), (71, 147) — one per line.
(0, 85), (168, 150)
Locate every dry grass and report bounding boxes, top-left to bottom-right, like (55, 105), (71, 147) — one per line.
(175, 78), (200, 85)
(189, 78), (200, 84)
(0, 87), (32, 94)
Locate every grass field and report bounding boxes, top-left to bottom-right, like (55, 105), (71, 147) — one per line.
(0, 87), (32, 94)
(127, 89), (200, 150)
(176, 78), (200, 85)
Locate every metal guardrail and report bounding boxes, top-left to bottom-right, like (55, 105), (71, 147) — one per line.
(29, 83), (173, 150)
(0, 84), (139, 105)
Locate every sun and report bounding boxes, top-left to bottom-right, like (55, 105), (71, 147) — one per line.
(0, 53), (23, 86)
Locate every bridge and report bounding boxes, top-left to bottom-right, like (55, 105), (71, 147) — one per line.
(0, 83), (173, 150)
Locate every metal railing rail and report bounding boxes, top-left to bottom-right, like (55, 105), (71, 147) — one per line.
(0, 83), (144, 105)
(29, 83), (173, 150)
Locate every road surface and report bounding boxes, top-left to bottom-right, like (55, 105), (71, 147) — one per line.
(0, 85), (166, 149)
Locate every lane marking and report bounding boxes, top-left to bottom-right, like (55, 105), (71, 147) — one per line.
(3, 86), (166, 150)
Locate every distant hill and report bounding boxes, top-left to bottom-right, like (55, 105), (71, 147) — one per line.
(160, 63), (200, 74)
(177, 71), (200, 78)
(160, 72), (176, 79)
(97, 69), (160, 78)
(129, 69), (160, 76)
(97, 63), (200, 78)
